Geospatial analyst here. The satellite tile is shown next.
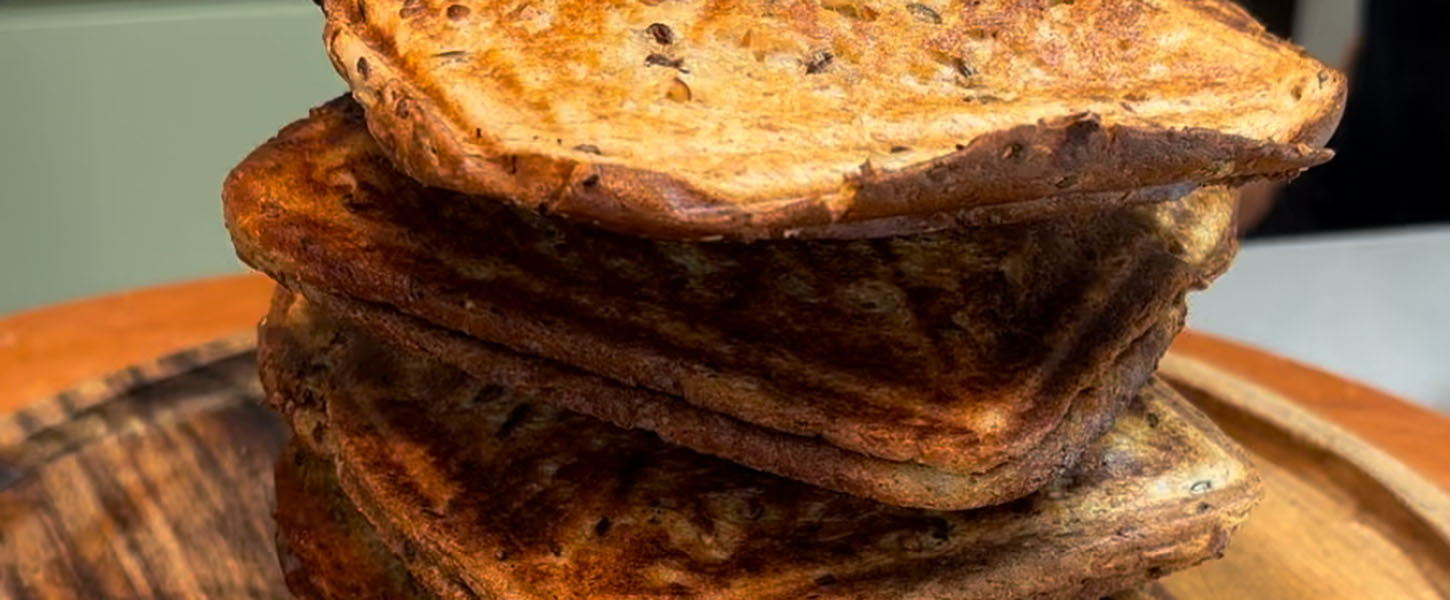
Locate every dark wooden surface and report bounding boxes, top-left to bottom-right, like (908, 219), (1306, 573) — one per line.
(0, 336), (288, 599)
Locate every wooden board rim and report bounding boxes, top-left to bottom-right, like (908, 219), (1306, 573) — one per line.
(1159, 352), (1450, 541)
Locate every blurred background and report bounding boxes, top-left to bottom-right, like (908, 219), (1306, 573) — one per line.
(0, 0), (1445, 411)
(0, 0), (339, 313)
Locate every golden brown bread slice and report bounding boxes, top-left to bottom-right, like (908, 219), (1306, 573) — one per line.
(258, 289), (1263, 600)
(267, 284), (1172, 509)
(322, 0), (1344, 239)
(226, 97), (1235, 476)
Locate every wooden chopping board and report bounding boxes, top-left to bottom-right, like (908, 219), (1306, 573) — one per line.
(1, 336), (1447, 599)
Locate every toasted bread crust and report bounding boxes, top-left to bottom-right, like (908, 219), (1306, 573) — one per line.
(322, 0), (1344, 239)
(258, 292), (1262, 600)
(273, 443), (431, 600)
(225, 98), (1236, 473)
(266, 284), (1174, 509)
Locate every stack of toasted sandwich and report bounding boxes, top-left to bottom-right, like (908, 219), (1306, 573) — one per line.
(224, 1), (1344, 598)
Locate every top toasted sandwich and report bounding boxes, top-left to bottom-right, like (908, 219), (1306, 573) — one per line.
(322, 0), (1344, 239)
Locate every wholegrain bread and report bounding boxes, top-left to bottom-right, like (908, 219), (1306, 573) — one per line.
(273, 442), (1189, 600)
(322, 0), (1344, 239)
(266, 285), (1174, 509)
(258, 287), (1263, 600)
(226, 97), (1235, 475)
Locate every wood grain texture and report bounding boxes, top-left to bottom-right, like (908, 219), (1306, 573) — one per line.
(0, 336), (287, 599)
(1, 335), (1447, 598)
(4, 274), (1444, 495)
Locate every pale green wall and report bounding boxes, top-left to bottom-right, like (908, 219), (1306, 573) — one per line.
(0, 1), (341, 314)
